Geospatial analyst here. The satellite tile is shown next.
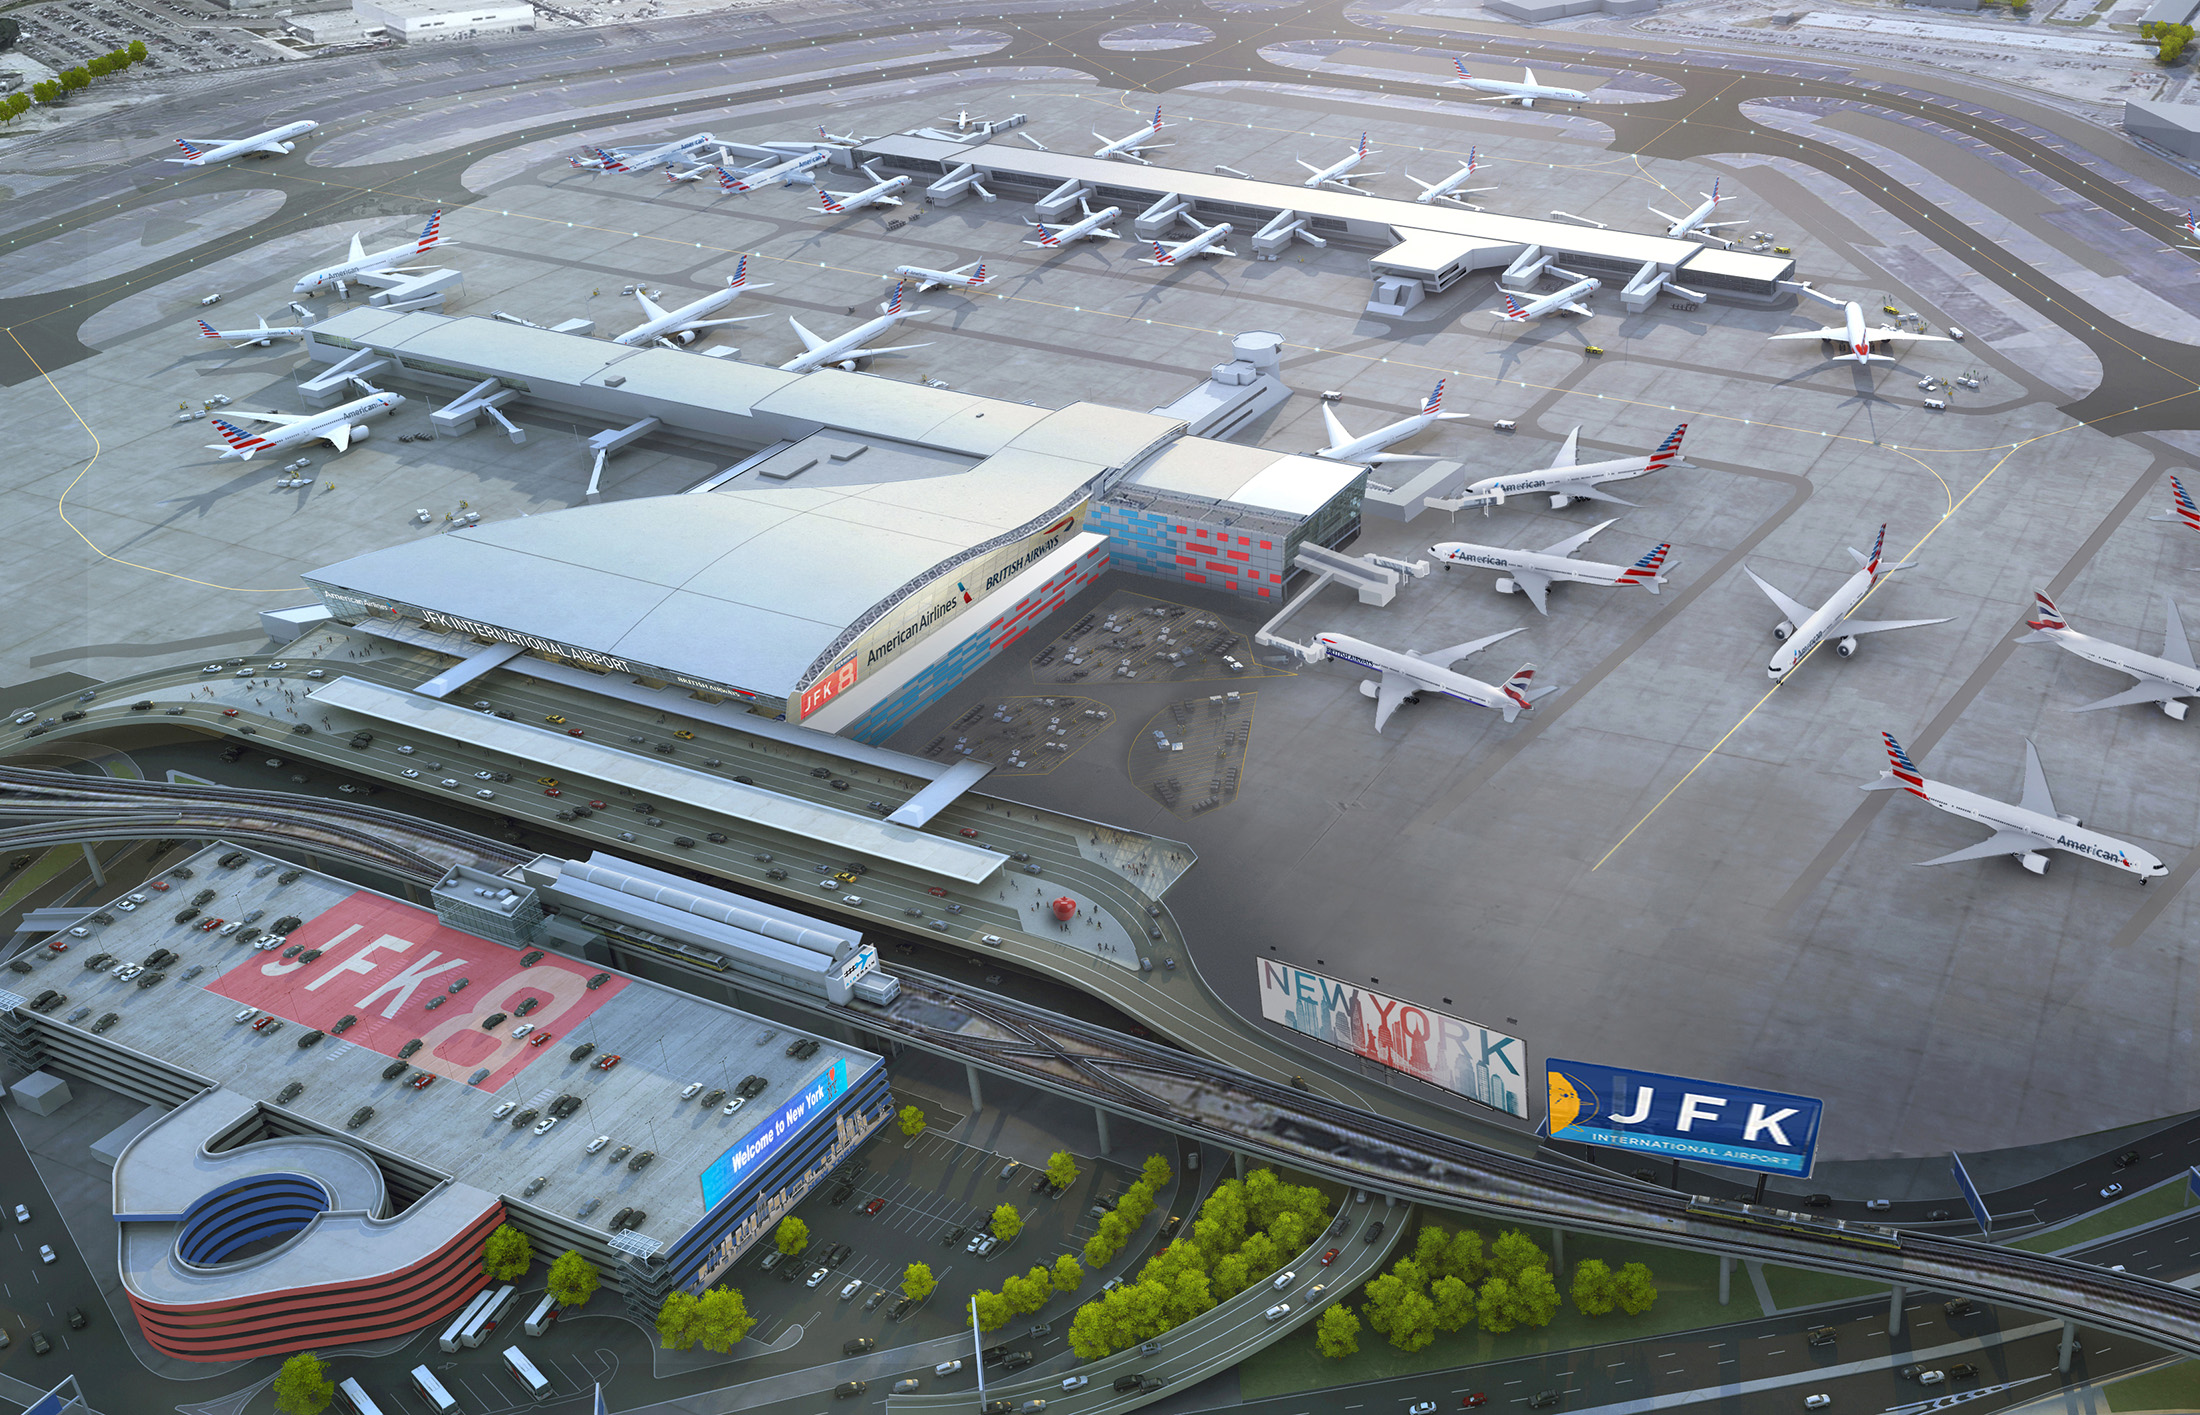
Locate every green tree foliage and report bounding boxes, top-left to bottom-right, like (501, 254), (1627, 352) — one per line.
(1387, 1286), (1438, 1352)
(547, 1249), (600, 1309)
(1001, 1270), (1047, 1315)
(2143, 19), (2194, 60)
(1315, 1302), (1360, 1358)
(1046, 1149), (1079, 1191)
(1361, 1261), (1422, 1340)
(1413, 1225), (1452, 1276)
(1052, 1253), (1083, 1293)
(991, 1203), (1024, 1241)
(1141, 1153), (1173, 1188)
(1614, 1262), (1658, 1316)
(1237, 1231), (1279, 1282)
(903, 1262), (936, 1301)
(1447, 1230), (1486, 1285)
(32, 80), (60, 103)
(128, 37), (148, 61)
(1513, 1265), (1562, 1328)
(1193, 1183), (1247, 1262)
(1, 93), (30, 123)
(1488, 1230), (1548, 1283)
(86, 54), (112, 77)
(59, 66), (89, 92)
(1118, 1179), (1157, 1228)
(896, 1103), (926, 1138)
(1475, 1276), (1516, 1335)
(972, 1288), (1013, 1332)
(1570, 1259), (1616, 1316)
(775, 1216), (809, 1256)
(694, 1287), (755, 1351)
(1269, 1208), (1308, 1257)
(1211, 1251), (1251, 1299)
(1068, 1298), (1112, 1359)
(481, 1223), (532, 1280)
(272, 1352), (335, 1415)
(1431, 1274), (1476, 1333)
(655, 1291), (700, 1348)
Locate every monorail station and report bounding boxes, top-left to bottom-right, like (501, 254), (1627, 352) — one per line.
(0, 844), (891, 1360)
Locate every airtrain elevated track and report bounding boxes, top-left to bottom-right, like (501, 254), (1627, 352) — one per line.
(2, 767), (2195, 1353)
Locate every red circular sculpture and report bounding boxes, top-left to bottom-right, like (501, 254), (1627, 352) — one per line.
(1050, 896), (1077, 921)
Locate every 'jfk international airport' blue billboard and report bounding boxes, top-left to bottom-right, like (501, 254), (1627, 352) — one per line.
(1547, 1058), (1824, 1178)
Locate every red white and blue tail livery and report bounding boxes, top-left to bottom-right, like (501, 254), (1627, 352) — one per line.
(1315, 380), (1469, 465)
(1862, 732), (2165, 879)
(202, 383), (403, 461)
(2148, 474), (2200, 533)
(1453, 423), (1687, 512)
(165, 120), (317, 166)
(1744, 524), (1952, 680)
(2017, 586), (2200, 719)
(1093, 107), (1172, 163)
(1431, 518), (1674, 614)
(1408, 147), (1496, 207)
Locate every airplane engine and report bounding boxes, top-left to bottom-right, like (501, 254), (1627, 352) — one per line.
(1835, 636), (1858, 658)
(1494, 578), (1517, 595)
(674, 330), (699, 345)
(280, 141), (297, 153)
(2165, 700), (2189, 721)
(1359, 680), (1381, 699)
(253, 338), (272, 347)
(1772, 620), (1794, 641)
(2020, 851), (2050, 876)
(1549, 494), (1573, 510)
(349, 424), (372, 440)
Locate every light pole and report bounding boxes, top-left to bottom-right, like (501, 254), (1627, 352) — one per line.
(970, 1294), (987, 1409)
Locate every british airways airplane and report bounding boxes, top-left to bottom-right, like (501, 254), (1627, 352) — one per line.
(1307, 628), (1556, 733)
(2017, 589), (2200, 719)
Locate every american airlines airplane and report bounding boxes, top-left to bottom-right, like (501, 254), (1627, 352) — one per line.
(1026, 203), (1123, 247)
(1745, 524), (1953, 680)
(293, 211), (449, 297)
(205, 383), (403, 460)
(1308, 629), (1555, 732)
(1494, 277), (1598, 322)
(609, 257), (771, 349)
(193, 316), (312, 348)
(1769, 287), (1949, 364)
(1314, 381), (1467, 464)
(810, 166), (911, 213)
(1652, 179), (1744, 246)
(1094, 107), (1171, 164)
(1862, 731), (2166, 880)
(2179, 211), (2200, 250)
(168, 120), (318, 167)
(1297, 133), (1381, 192)
(2146, 474), (2200, 534)
(568, 147), (622, 172)
(892, 261), (988, 292)
(1450, 58), (1587, 107)
(597, 132), (721, 173)
(1407, 148), (1493, 208)
(1458, 425), (1689, 512)
(1431, 521), (1671, 614)
(717, 150), (830, 193)
(779, 282), (930, 373)
(1141, 221), (1235, 266)
(2018, 589), (2200, 719)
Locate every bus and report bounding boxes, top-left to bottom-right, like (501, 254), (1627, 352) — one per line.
(501, 1346), (551, 1400)
(460, 1284), (517, 1348)
(523, 1292), (558, 1336)
(408, 1365), (460, 1414)
(438, 1289), (494, 1353)
(335, 1378), (387, 1415)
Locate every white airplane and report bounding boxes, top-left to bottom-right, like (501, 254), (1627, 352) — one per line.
(168, 120), (317, 167)
(1309, 629), (1555, 732)
(1026, 203), (1124, 248)
(1297, 133), (1381, 192)
(1408, 148), (1493, 208)
(813, 124), (865, 147)
(1653, 178), (1744, 246)
(1461, 424), (1689, 511)
(717, 149), (831, 193)
(1141, 220), (1235, 266)
(1494, 277), (1599, 322)
(597, 132), (720, 173)
(2179, 210), (2200, 251)
(193, 316), (311, 348)
(1862, 731), (2166, 881)
(2017, 589), (2200, 720)
(1314, 380), (1468, 465)
(204, 383), (403, 460)
(1431, 521), (1672, 615)
(810, 165), (911, 213)
(1450, 58), (1587, 107)
(1770, 287), (1949, 365)
(567, 147), (622, 172)
(2146, 475), (2200, 535)
(662, 163), (719, 185)
(892, 261), (989, 292)
(293, 211), (449, 297)
(1745, 524), (1953, 681)
(1094, 106), (1171, 164)
(610, 256), (770, 349)
(779, 281), (930, 373)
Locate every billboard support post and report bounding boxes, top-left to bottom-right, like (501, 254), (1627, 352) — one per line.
(1951, 1151), (1992, 1235)
(1753, 1173), (1767, 1204)
(2186, 1165), (2200, 1208)
(2059, 1319), (2077, 1372)
(1889, 1284), (1904, 1336)
(1718, 1255), (1731, 1306)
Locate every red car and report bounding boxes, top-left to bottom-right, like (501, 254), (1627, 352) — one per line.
(198, 918), (223, 931)
(409, 1073), (434, 1090)
(863, 1197), (885, 1216)
(1462, 1396), (1487, 1409)
(567, 728), (585, 737)
(958, 827), (978, 838)
(596, 1053), (621, 1071)
(528, 1032), (554, 1047)
(545, 788), (562, 797)
(927, 887), (948, 897)
(1320, 1248), (1339, 1266)
(148, 882), (170, 892)
(588, 800), (607, 810)
(222, 708), (240, 717)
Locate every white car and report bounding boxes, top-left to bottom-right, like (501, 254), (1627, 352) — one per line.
(395, 745), (415, 754)
(493, 1102), (516, 1119)
(1409, 1404), (1437, 1415)
(12, 1205), (27, 1224)
(512, 1023), (534, 1039)
(1060, 1376), (1088, 1391)
(440, 778), (459, 788)
(842, 894), (863, 906)
(401, 768), (420, 778)
(1272, 1269), (1296, 1290)
(11, 711), (34, 726)
(305, 669), (325, 679)
(806, 1267), (829, 1288)
(37, 1244), (55, 1264)
(680, 1082), (703, 1100)
(936, 1360), (964, 1377)
(1918, 1372), (1946, 1387)
(586, 1135), (610, 1153)
(1263, 1302), (1291, 1322)
(1804, 1398), (1831, 1410)
(1864, 1199), (1891, 1211)
(533, 1116), (560, 1136)
(116, 901), (137, 912)
(839, 1278), (862, 1300)
(722, 1097), (745, 1115)
(476, 789), (494, 799)
(199, 293), (221, 306)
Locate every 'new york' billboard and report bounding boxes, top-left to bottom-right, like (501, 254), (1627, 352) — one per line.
(1255, 962), (1525, 1118)
(1546, 1058), (1824, 1177)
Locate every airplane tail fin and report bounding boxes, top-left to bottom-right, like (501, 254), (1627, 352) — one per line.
(884, 281), (908, 317)
(2018, 588), (2068, 642)
(1865, 522), (1887, 578)
(1499, 293), (1526, 319)
(1466, 145), (1478, 173)
(1709, 178), (1720, 204)
(730, 254), (749, 288)
(1499, 663), (1539, 722)
(1619, 542), (1672, 592)
(1422, 379), (1445, 416)
(208, 417), (271, 455)
(818, 189), (845, 213)
(415, 209), (443, 250)
(1150, 240), (1173, 265)
(196, 320), (221, 339)
(1645, 422), (1687, 468)
(1874, 730), (1929, 797)
(174, 137), (203, 159)
(2172, 475), (2200, 532)
(1452, 56), (1470, 79)
(969, 263), (987, 286)
(1357, 132), (1369, 158)
(1152, 105), (1164, 133)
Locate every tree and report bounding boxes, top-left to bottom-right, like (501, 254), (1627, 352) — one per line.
(1360, 1262), (1423, 1339)
(1068, 1299), (1113, 1359)
(32, 80), (59, 103)
(1164, 1267), (1213, 1324)
(1614, 1262), (1658, 1316)
(1570, 1259), (1616, 1316)
(903, 1262), (937, 1301)
(972, 1288), (1012, 1332)
(59, 66), (88, 93)
(1046, 1149), (1080, 1191)
(481, 1223), (532, 1281)
(1386, 1287), (1438, 1352)
(1512, 1265), (1562, 1329)
(547, 1249), (600, 1309)
(1488, 1230), (1547, 1283)
(1141, 1153), (1173, 1188)
(1447, 1230), (1486, 1287)
(1476, 1276), (1516, 1335)
(655, 1290), (700, 1349)
(1431, 1274), (1475, 1333)
(1052, 1253), (1083, 1293)
(991, 1202), (1023, 1241)
(897, 1103), (926, 1138)
(86, 54), (111, 77)
(1237, 1231), (1279, 1281)
(1413, 1225), (1453, 1279)
(775, 1216), (809, 1256)
(1211, 1251), (1251, 1299)
(1269, 1208), (1308, 1257)
(694, 1286), (755, 1351)
(272, 1352), (334, 1415)
(1315, 1302), (1360, 1358)
(128, 37), (147, 61)
(1193, 1182), (1246, 1262)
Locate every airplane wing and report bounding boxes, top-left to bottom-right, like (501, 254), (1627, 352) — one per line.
(1371, 670), (1415, 733)
(1319, 403), (1354, 452)
(1511, 571), (1551, 615)
(1742, 566), (1814, 625)
(216, 409), (310, 427)
(1562, 300), (1595, 317)
(2166, 597), (2197, 671)
(1536, 518), (1615, 560)
(787, 317), (829, 353)
(2071, 680), (2191, 714)
(836, 341), (932, 362)
(1831, 615), (1955, 637)
(1548, 427), (1581, 469)
(346, 232), (365, 263)
(1914, 829), (2042, 868)
(1563, 485), (1637, 507)
(2017, 739), (2057, 819)
(636, 290), (668, 320)
(247, 139), (293, 155)
(1427, 627), (1526, 669)
(1768, 327), (1845, 342)
(1867, 328), (1951, 345)
(322, 424), (353, 453)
